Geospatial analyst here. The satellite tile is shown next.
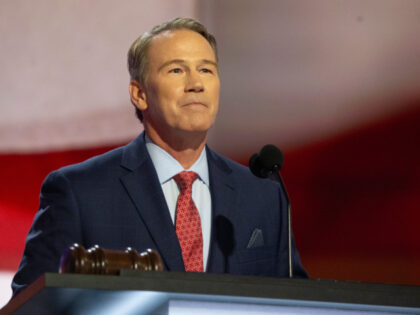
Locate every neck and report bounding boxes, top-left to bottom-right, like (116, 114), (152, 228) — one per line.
(145, 126), (207, 169)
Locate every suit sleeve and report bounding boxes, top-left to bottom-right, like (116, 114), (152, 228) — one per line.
(11, 170), (83, 297)
(277, 184), (308, 278)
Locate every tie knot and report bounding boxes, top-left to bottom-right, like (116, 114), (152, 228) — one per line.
(173, 171), (199, 191)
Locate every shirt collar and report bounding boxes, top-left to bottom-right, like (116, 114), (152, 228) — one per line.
(145, 134), (209, 186)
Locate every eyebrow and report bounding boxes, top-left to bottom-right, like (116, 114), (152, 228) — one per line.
(158, 59), (218, 71)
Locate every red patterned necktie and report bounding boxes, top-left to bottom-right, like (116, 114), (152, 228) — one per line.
(173, 171), (203, 272)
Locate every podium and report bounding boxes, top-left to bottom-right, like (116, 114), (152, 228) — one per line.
(2, 271), (420, 314)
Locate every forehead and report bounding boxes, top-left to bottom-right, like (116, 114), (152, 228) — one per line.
(147, 29), (216, 65)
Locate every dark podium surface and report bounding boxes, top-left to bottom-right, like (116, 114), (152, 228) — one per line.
(2, 271), (420, 314)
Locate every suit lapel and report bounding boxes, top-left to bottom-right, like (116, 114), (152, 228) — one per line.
(206, 148), (237, 274)
(119, 133), (184, 271)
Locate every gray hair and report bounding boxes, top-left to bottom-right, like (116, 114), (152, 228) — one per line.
(127, 17), (218, 122)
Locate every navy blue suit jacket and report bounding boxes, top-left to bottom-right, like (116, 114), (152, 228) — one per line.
(12, 133), (307, 296)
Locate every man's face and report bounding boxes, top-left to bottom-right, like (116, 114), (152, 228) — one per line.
(138, 29), (220, 138)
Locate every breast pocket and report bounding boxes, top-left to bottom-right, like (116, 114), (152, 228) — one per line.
(235, 246), (277, 276)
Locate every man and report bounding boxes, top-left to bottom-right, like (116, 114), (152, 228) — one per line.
(12, 18), (307, 297)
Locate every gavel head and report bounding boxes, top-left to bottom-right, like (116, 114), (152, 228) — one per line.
(59, 243), (92, 274)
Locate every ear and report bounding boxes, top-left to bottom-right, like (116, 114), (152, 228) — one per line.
(129, 80), (148, 111)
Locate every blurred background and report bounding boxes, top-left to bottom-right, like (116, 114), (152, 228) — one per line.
(1, 0), (419, 306)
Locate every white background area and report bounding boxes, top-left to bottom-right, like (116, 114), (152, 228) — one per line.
(0, 272), (13, 308)
(0, 0), (196, 152)
(202, 0), (420, 154)
(1, 1), (419, 154)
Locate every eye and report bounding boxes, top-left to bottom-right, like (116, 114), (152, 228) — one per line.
(200, 68), (213, 74)
(169, 68), (182, 74)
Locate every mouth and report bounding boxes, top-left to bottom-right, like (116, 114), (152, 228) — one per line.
(182, 101), (208, 107)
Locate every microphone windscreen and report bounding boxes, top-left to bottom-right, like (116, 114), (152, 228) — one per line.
(259, 145), (284, 171)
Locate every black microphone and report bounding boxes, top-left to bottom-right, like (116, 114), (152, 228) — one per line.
(249, 144), (293, 278)
(215, 215), (235, 273)
(249, 144), (284, 178)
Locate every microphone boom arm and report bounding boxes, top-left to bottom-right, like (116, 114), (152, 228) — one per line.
(269, 165), (293, 278)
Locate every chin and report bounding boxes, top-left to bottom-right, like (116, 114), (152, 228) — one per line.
(183, 126), (211, 134)
(178, 117), (215, 133)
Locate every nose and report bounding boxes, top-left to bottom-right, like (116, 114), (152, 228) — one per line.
(185, 71), (204, 92)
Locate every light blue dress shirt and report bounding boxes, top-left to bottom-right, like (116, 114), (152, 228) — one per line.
(145, 135), (211, 271)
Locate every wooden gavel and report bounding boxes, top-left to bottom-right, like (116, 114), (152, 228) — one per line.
(59, 243), (164, 275)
